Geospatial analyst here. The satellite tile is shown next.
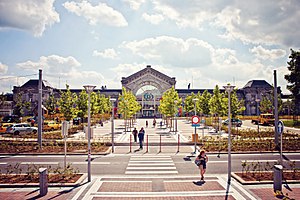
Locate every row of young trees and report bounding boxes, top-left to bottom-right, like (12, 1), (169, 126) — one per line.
(158, 85), (246, 119)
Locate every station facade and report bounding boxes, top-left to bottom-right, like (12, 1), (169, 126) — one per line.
(12, 65), (277, 117)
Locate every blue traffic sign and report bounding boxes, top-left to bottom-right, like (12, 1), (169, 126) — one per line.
(277, 120), (284, 134)
(192, 124), (200, 127)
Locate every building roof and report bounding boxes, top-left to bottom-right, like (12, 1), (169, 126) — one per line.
(243, 80), (272, 89)
(21, 79), (53, 88)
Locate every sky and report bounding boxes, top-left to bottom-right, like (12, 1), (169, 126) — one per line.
(0, 0), (299, 94)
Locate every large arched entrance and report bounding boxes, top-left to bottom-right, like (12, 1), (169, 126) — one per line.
(121, 65), (176, 118)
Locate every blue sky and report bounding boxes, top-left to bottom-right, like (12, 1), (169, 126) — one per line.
(0, 0), (299, 94)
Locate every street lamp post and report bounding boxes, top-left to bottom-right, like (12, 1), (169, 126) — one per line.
(110, 98), (116, 153)
(174, 100), (178, 133)
(192, 98), (199, 154)
(84, 85), (96, 182)
(223, 84), (235, 183)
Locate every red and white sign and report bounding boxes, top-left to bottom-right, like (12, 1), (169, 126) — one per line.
(192, 115), (200, 124)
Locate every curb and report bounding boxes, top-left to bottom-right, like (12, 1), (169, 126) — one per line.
(0, 174), (87, 188)
(231, 172), (300, 185)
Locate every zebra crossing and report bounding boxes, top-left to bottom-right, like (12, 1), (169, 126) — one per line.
(125, 155), (178, 175)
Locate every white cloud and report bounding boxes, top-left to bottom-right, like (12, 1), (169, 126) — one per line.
(63, 1), (128, 27)
(17, 55), (81, 75)
(150, 0), (300, 46)
(250, 45), (286, 61)
(122, 0), (145, 10)
(142, 13), (164, 25)
(93, 49), (118, 59)
(0, 62), (8, 74)
(0, 0), (59, 37)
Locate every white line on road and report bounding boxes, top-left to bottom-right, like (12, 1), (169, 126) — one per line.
(131, 155), (171, 158)
(0, 163), (7, 165)
(128, 163), (175, 166)
(125, 171), (178, 174)
(20, 162), (59, 165)
(72, 162), (110, 165)
(129, 160), (174, 163)
(126, 167), (176, 170)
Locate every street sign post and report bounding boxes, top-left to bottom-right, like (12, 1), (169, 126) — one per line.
(192, 116), (200, 154)
(278, 120), (284, 165)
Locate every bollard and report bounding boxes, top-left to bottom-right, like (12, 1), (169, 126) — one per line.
(129, 134), (132, 153)
(146, 135), (149, 153)
(273, 165), (283, 192)
(177, 134), (180, 153)
(39, 168), (48, 196)
(159, 135), (162, 153)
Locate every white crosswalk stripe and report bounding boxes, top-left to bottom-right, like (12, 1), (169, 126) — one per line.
(125, 155), (178, 175)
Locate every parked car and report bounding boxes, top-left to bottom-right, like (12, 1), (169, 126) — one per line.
(222, 118), (242, 127)
(43, 121), (61, 131)
(0, 123), (12, 133)
(1, 115), (20, 123)
(6, 123), (38, 135)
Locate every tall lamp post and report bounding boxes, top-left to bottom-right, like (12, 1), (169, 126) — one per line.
(110, 98), (116, 153)
(192, 98), (199, 153)
(223, 84), (235, 183)
(84, 85), (96, 182)
(174, 100), (178, 133)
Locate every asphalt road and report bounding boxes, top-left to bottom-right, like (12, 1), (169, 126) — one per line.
(1, 152), (299, 176)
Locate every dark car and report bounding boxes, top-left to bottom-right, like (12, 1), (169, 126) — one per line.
(1, 115), (20, 123)
(222, 118), (242, 127)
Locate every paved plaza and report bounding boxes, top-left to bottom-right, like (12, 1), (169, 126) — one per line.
(0, 118), (299, 199)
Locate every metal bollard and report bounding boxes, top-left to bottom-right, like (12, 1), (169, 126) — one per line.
(146, 135), (149, 153)
(39, 168), (48, 196)
(177, 134), (180, 153)
(129, 134), (132, 153)
(273, 165), (283, 192)
(159, 135), (162, 153)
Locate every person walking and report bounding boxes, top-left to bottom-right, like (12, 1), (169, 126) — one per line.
(152, 118), (156, 127)
(138, 127), (145, 150)
(195, 150), (208, 181)
(132, 127), (138, 143)
(145, 120), (148, 128)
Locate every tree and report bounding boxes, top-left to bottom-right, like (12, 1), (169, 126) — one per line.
(13, 92), (30, 117)
(285, 49), (300, 115)
(209, 85), (226, 117)
(96, 91), (111, 115)
(228, 89), (245, 118)
(58, 85), (77, 121)
(199, 90), (211, 116)
(76, 90), (88, 118)
(45, 94), (57, 116)
(259, 96), (273, 114)
(184, 92), (196, 116)
(0, 93), (6, 108)
(118, 87), (141, 131)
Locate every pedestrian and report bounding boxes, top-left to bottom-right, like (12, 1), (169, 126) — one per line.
(195, 150), (208, 181)
(132, 127), (138, 143)
(146, 120), (148, 128)
(138, 127), (145, 150)
(153, 118), (156, 127)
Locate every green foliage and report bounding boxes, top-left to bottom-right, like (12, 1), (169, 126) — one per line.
(76, 90), (88, 118)
(13, 92), (30, 117)
(118, 87), (141, 119)
(184, 93), (196, 114)
(199, 90), (212, 115)
(158, 86), (181, 117)
(45, 93), (57, 115)
(209, 85), (226, 116)
(96, 91), (111, 114)
(228, 89), (245, 117)
(260, 96), (273, 113)
(285, 49), (300, 114)
(58, 84), (77, 121)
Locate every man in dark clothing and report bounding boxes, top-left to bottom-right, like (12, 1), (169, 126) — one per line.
(138, 127), (145, 150)
(132, 128), (138, 143)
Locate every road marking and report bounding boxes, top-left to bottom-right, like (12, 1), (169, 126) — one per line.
(131, 155), (171, 158)
(125, 171), (178, 174)
(20, 162), (59, 165)
(73, 162), (110, 165)
(129, 160), (174, 163)
(128, 163), (175, 166)
(0, 163), (7, 165)
(127, 167), (176, 170)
